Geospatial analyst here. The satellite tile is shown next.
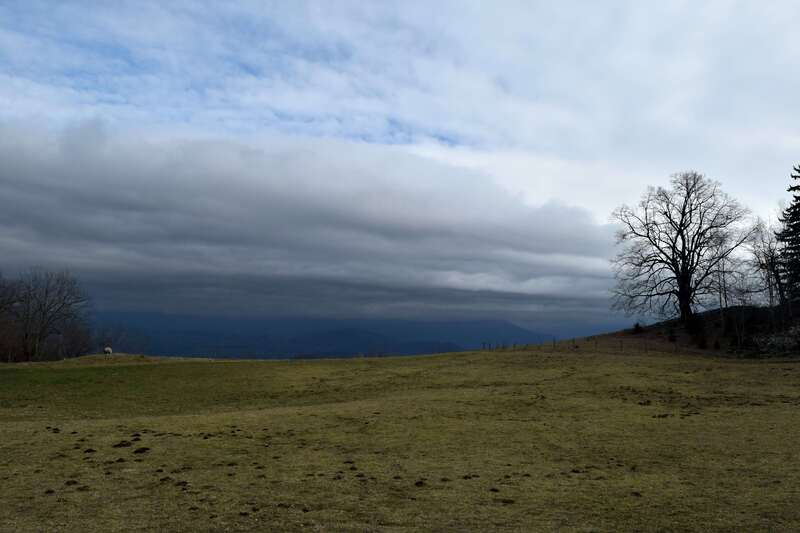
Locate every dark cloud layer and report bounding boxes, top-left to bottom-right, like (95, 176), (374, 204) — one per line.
(0, 122), (621, 332)
(3, 3), (796, 337)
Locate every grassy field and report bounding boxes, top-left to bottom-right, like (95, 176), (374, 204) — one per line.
(2, 342), (800, 532)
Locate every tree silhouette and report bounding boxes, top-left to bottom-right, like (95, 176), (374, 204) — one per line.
(12, 269), (90, 360)
(612, 171), (751, 323)
(777, 164), (800, 304)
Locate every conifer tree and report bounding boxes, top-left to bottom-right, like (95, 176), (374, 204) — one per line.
(777, 164), (800, 304)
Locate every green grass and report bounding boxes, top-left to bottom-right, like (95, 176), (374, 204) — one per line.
(2, 346), (800, 532)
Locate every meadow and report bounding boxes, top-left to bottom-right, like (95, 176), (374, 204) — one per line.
(1, 340), (799, 532)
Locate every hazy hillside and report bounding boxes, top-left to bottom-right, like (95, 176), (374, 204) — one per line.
(93, 312), (550, 358)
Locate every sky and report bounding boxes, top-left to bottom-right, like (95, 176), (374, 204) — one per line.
(1, 1), (799, 334)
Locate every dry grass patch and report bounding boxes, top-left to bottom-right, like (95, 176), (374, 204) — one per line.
(1, 348), (800, 531)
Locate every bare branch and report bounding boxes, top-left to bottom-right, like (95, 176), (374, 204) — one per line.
(611, 171), (751, 322)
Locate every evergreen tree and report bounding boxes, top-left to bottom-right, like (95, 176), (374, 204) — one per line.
(777, 164), (800, 303)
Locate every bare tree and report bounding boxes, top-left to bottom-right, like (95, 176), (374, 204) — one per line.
(725, 262), (762, 348)
(53, 317), (93, 359)
(0, 273), (19, 314)
(11, 269), (90, 361)
(612, 171), (751, 323)
(750, 218), (788, 310)
(0, 274), (22, 362)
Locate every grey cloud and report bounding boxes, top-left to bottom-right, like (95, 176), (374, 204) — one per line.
(0, 122), (618, 325)
(2, 2), (797, 223)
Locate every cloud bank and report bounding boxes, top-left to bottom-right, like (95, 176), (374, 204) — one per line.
(0, 123), (617, 330)
(2, 2), (799, 332)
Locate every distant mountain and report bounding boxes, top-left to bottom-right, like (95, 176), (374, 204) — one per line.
(361, 319), (546, 347)
(93, 312), (550, 359)
(288, 328), (461, 358)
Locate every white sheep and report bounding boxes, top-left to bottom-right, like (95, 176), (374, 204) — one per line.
(104, 346), (113, 355)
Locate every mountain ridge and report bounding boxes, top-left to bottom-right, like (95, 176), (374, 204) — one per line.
(93, 311), (550, 358)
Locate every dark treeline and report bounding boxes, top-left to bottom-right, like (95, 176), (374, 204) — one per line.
(613, 164), (800, 353)
(0, 269), (92, 362)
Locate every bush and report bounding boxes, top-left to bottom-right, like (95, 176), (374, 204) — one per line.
(754, 325), (800, 355)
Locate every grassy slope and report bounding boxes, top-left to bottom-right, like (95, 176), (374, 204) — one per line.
(1, 346), (800, 532)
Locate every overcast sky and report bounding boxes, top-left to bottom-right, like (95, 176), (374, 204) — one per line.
(1, 2), (799, 333)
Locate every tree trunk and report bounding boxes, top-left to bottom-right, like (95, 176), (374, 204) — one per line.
(678, 279), (693, 323)
(679, 298), (693, 323)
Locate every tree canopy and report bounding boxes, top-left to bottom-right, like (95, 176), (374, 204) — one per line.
(612, 171), (751, 322)
(777, 164), (800, 303)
